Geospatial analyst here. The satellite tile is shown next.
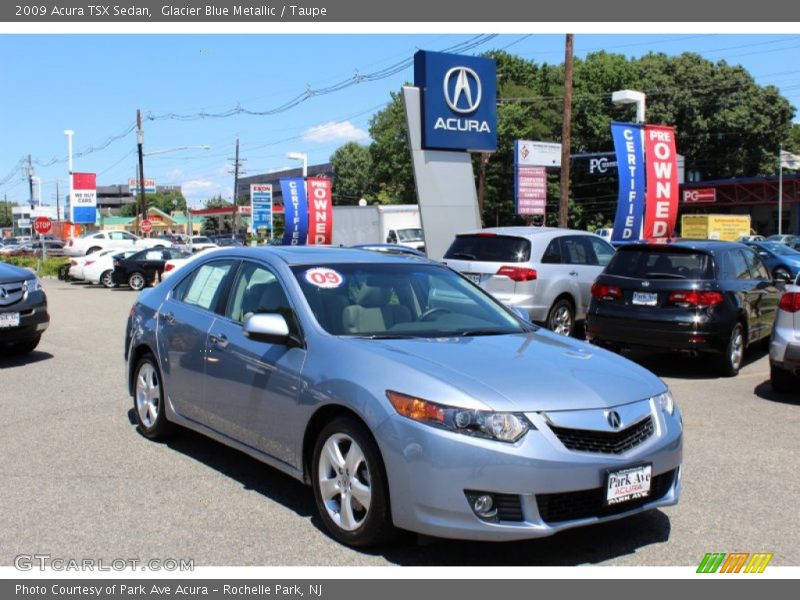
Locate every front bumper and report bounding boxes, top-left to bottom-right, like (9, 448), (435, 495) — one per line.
(376, 401), (682, 541)
(0, 291), (49, 348)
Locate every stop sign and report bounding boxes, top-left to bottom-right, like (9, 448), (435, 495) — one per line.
(33, 216), (52, 234)
(140, 219), (153, 233)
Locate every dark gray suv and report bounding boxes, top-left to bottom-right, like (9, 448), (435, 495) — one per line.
(0, 262), (49, 355)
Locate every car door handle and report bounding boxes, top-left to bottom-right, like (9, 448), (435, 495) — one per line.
(569, 271), (579, 276)
(209, 333), (229, 349)
(161, 311), (175, 325)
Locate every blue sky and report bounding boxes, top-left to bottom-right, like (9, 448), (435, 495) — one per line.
(2, 33), (800, 207)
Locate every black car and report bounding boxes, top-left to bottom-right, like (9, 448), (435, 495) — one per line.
(0, 262), (49, 355)
(112, 247), (190, 291)
(586, 240), (783, 376)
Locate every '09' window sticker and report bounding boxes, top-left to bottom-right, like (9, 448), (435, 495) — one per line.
(304, 268), (344, 289)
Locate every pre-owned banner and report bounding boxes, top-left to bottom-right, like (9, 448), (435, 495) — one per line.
(306, 177), (333, 245)
(70, 172), (97, 225)
(643, 125), (679, 239)
(610, 123), (645, 243)
(280, 178), (308, 245)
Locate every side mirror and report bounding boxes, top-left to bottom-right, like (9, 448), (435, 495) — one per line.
(243, 313), (292, 345)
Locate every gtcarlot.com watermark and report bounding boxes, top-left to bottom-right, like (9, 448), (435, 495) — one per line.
(14, 554), (194, 572)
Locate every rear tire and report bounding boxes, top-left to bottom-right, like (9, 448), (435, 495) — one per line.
(770, 363), (796, 393)
(87, 246), (101, 255)
(547, 298), (575, 337)
(774, 267), (791, 282)
(128, 272), (146, 291)
(718, 323), (745, 377)
(100, 270), (116, 289)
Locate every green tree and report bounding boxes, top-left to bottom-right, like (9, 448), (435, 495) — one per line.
(0, 200), (18, 228)
(330, 141), (373, 204)
(202, 194), (233, 233)
(368, 90), (416, 203)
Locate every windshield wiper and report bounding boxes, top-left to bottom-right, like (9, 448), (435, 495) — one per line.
(348, 334), (421, 340)
(643, 272), (686, 279)
(457, 329), (514, 337)
(449, 252), (477, 259)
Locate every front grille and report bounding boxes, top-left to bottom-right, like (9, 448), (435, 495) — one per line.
(536, 469), (676, 524)
(0, 281), (25, 307)
(550, 416), (654, 454)
(494, 493), (524, 522)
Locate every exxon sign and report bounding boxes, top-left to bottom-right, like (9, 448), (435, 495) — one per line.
(414, 50), (497, 152)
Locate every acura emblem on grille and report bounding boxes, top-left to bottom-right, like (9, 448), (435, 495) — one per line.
(641, 281), (650, 287)
(0, 287), (7, 299)
(606, 411), (622, 428)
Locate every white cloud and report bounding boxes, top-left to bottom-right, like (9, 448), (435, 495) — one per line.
(166, 168), (184, 179)
(181, 179), (230, 207)
(302, 120), (368, 144)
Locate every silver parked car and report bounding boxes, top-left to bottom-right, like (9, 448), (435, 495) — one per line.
(443, 227), (616, 336)
(770, 272), (800, 392)
(125, 247), (682, 546)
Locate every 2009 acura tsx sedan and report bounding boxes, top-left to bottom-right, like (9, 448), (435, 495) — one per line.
(125, 247), (682, 546)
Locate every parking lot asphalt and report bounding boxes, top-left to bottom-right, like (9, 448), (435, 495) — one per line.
(1, 279), (799, 567)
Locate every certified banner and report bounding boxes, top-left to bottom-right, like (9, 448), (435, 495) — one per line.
(280, 177), (308, 245)
(643, 125), (679, 239)
(71, 172), (97, 224)
(306, 177), (333, 245)
(250, 184), (273, 234)
(610, 123), (645, 243)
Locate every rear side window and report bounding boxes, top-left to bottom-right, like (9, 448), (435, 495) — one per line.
(725, 251), (751, 280)
(605, 249), (713, 280)
(173, 260), (237, 311)
(444, 235), (531, 263)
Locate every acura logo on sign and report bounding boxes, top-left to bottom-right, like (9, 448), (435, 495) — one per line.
(443, 67), (482, 114)
(607, 411), (622, 429)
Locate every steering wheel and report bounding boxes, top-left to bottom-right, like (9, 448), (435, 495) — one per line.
(419, 307), (451, 322)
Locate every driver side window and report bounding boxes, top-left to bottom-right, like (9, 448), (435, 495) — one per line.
(226, 262), (291, 323)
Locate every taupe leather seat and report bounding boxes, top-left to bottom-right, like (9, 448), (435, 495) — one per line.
(342, 284), (411, 333)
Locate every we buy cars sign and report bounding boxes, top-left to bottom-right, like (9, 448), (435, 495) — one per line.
(71, 172), (97, 225)
(643, 126), (679, 239)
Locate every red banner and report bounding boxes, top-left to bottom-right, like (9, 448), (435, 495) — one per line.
(306, 177), (333, 245)
(643, 125), (679, 239)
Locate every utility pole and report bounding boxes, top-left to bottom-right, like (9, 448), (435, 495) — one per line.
(27, 154), (35, 210)
(559, 33), (574, 229)
(228, 137), (246, 238)
(136, 109), (147, 233)
(55, 181), (61, 222)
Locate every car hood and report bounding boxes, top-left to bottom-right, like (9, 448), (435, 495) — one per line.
(342, 330), (664, 412)
(0, 262), (34, 283)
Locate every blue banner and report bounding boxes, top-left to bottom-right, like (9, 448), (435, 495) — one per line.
(610, 122), (645, 243)
(280, 178), (308, 246)
(250, 184), (273, 233)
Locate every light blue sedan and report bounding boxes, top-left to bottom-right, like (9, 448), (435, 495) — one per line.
(125, 247), (682, 546)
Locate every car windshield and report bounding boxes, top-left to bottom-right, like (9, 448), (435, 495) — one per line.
(760, 242), (800, 256)
(192, 237), (212, 244)
(397, 228), (423, 242)
(444, 234), (531, 262)
(291, 263), (529, 338)
(605, 248), (713, 280)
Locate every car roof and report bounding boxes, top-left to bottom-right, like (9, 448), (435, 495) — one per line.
(620, 239), (748, 253)
(208, 246), (433, 266)
(457, 227), (598, 238)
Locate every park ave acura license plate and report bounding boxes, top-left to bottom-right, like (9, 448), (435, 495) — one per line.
(632, 291), (658, 306)
(0, 312), (20, 328)
(605, 464), (652, 505)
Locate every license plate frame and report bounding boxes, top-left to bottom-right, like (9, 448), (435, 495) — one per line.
(464, 273), (482, 285)
(604, 463), (653, 506)
(0, 312), (21, 328)
(632, 291), (658, 306)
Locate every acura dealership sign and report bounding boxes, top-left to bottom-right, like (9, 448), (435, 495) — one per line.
(414, 50), (497, 151)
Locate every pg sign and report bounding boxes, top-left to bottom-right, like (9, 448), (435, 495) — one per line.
(414, 50), (497, 152)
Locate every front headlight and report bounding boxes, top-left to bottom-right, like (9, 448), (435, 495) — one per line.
(23, 278), (42, 293)
(386, 390), (532, 443)
(654, 390), (674, 415)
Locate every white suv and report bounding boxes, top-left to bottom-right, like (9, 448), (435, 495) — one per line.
(443, 227), (615, 336)
(770, 272), (800, 392)
(65, 230), (171, 256)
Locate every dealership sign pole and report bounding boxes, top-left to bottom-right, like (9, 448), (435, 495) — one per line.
(610, 122), (646, 243)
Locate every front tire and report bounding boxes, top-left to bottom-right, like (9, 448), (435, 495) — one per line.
(128, 272), (146, 291)
(718, 323), (745, 377)
(311, 417), (394, 547)
(133, 354), (171, 439)
(770, 363), (796, 393)
(547, 298), (575, 337)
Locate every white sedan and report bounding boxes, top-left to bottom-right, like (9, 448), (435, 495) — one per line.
(67, 249), (118, 281)
(64, 230), (172, 257)
(83, 249), (139, 288)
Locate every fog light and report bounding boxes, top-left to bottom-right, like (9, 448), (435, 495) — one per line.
(465, 491), (498, 519)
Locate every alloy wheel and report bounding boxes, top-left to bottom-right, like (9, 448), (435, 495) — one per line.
(550, 305), (573, 336)
(129, 273), (145, 291)
(730, 326), (744, 371)
(317, 433), (372, 532)
(135, 362), (160, 429)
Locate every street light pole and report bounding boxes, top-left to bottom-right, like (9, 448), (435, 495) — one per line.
(287, 151), (308, 178)
(136, 109), (147, 233)
(64, 130), (74, 223)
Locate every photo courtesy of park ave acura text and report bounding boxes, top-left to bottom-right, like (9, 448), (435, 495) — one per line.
(1, 26), (799, 573)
